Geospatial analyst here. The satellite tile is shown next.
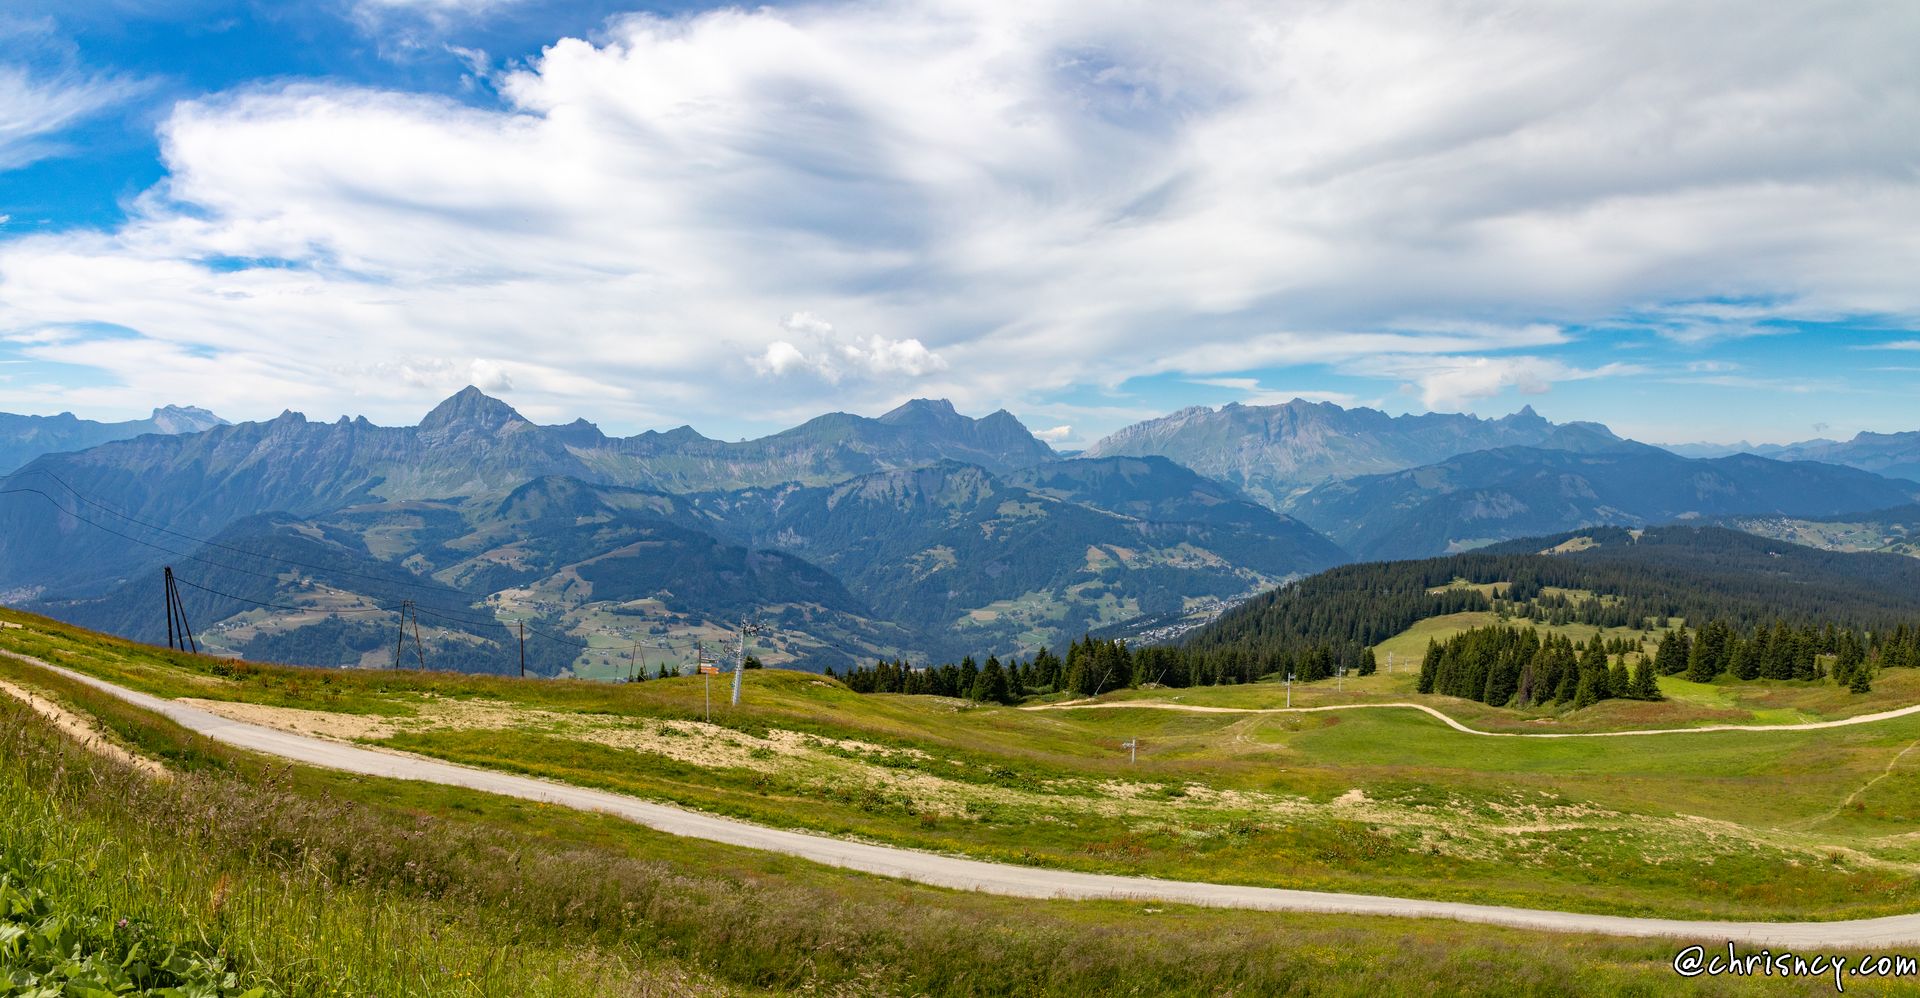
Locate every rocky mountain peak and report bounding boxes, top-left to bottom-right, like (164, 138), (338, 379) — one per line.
(418, 386), (527, 434)
(877, 398), (962, 426)
(148, 405), (227, 434)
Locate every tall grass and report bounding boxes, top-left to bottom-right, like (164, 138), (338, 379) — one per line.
(0, 697), (728, 997)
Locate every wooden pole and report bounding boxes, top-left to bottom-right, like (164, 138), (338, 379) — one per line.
(519, 620), (526, 678)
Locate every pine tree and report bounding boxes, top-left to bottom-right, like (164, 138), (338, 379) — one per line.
(1851, 663), (1873, 694)
(1607, 657), (1631, 700)
(1573, 668), (1600, 710)
(1630, 656), (1662, 700)
(1654, 629), (1691, 675)
(1730, 636), (1761, 681)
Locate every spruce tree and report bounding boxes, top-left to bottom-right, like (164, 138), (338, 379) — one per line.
(1573, 668), (1600, 710)
(1630, 657), (1662, 700)
(1607, 657), (1631, 700)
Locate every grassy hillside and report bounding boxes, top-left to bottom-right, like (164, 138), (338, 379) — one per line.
(0, 616), (1816, 996)
(11, 606), (1920, 930)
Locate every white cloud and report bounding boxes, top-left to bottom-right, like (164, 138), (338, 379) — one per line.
(1032, 425), (1073, 442)
(1866, 340), (1920, 351)
(1350, 355), (1641, 411)
(752, 312), (946, 383)
(1186, 378), (1372, 408)
(0, 65), (138, 171)
(0, 1), (1916, 433)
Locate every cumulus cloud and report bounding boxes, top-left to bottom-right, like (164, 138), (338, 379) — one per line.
(1032, 425), (1073, 443)
(0, 1), (1915, 431)
(753, 312), (946, 382)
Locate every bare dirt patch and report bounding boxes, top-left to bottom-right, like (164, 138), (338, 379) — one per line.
(1, 679), (168, 779)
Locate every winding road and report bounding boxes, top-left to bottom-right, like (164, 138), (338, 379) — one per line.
(13, 650), (1920, 947)
(1028, 697), (1920, 737)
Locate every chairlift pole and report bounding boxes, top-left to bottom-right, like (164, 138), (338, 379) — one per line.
(733, 621), (763, 707)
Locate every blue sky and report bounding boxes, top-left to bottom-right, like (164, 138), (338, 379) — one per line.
(1, 0), (1916, 448)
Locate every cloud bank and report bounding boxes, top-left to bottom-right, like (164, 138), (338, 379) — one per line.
(0, 0), (1915, 431)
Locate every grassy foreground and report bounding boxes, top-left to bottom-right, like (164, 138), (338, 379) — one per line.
(7, 605), (1920, 924)
(1, 644), (1900, 996)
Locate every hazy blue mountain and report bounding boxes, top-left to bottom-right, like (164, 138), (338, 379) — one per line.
(0, 388), (1056, 597)
(1759, 432), (1920, 483)
(688, 456), (1346, 657)
(0, 404), (226, 473)
(47, 477), (912, 674)
(1659, 431), (1920, 482)
(566, 397), (1057, 490)
(1081, 398), (1623, 506)
(1657, 440), (1798, 459)
(40, 457), (1342, 671)
(1286, 443), (1920, 561)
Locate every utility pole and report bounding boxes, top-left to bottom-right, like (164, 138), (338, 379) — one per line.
(394, 600), (413, 669)
(628, 641), (640, 683)
(1287, 670), (1295, 708)
(732, 621), (763, 707)
(164, 567), (175, 650)
(161, 567), (197, 653)
(412, 607), (426, 669)
(518, 620), (526, 678)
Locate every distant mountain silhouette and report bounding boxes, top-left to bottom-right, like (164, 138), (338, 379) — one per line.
(1287, 443), (1920, 561)
(0, 404), (226, 473)
(1082, 398), (1622, 506)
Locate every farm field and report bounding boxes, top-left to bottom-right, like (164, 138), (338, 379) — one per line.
(8, 606), (1920, 930)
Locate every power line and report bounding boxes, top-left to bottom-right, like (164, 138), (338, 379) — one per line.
(170, 574), (394, 615)
(1, 487), (495, 617)
(0, 467), (485, 598)
(3, 472), (710, 679)
(0, 485), (495, 620)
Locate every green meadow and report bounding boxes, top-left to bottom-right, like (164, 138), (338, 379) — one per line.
(8, 605), (1920, 930)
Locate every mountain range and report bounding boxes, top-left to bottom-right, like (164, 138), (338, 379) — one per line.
(1661, 431), (1920, 483)
(8, 387), (1920, 673)
(0, 405), (227, 473)
(6, 390), (1337, 671)
(1286, 441), (1920, 561)
(1081, 399), (1621, 506)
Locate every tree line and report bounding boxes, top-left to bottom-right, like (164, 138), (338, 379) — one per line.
(831, 633), (1376, 701)
(1418, 615), (1920, 709)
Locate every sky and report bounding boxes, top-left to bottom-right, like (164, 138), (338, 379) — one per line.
(0, 0), (1916, 449)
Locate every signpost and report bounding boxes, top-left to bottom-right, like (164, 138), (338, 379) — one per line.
(696, 640), (717, 722)
(1121, 737), (1139, 764)
(1286, 671), (1295, 708)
